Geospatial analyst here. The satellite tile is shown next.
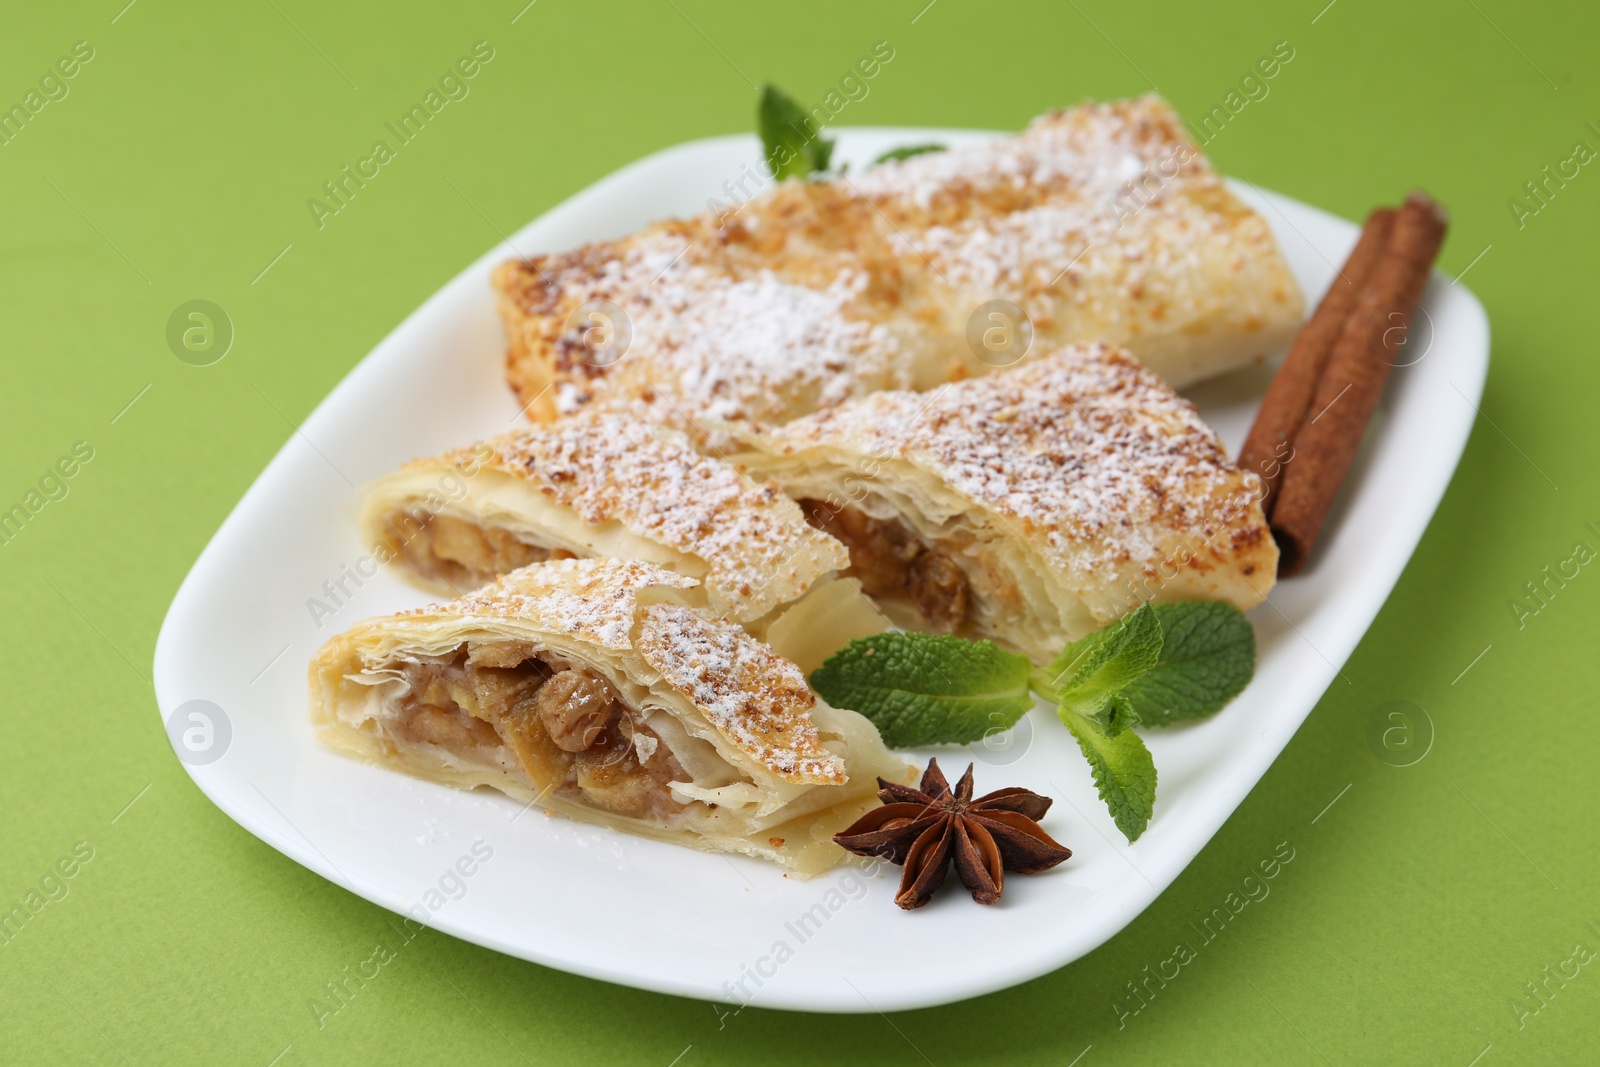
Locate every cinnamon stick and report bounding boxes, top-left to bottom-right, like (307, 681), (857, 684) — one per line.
(1271, 191), (1448, 575)
(1237, 207), (1396, 513)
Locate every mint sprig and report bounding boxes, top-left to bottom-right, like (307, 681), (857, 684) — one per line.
(809, 600), (1256, 843)
(758, 84), (834, 180)
(807, 632), (1032, 748)
(1034, 604), (1161, 839)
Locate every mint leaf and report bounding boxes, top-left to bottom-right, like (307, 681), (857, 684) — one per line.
(1042, 603), (1162, 737)
(872, 143), (945, 165)
(809, 633), (1034, 748)
(758, 84), (834, 180)
(1124, 602), (1255, 727)
(1059, 706), (1158, 841)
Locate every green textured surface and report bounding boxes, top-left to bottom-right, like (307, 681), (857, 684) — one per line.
(2, 0), (1596, 1062)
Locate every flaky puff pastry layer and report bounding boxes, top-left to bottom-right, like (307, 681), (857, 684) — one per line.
(309, 558), (910, 874)
(738, 345), (1278, 665)
(359, 413), (847, 624)
(493, 95), (1301, 441)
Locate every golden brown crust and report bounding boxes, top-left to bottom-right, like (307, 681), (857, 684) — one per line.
(494, 95), (1302, 437)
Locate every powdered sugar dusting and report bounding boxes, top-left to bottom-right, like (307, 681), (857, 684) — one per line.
(849, 99), (1193, 210)
(553, 268), (905, 431)
(659, 271), (900, 424)
(636, 602), (846, 785)
(526, 226), (905, 431)
(857, 99), (1237, 324)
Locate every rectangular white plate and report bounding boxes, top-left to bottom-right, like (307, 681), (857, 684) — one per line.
(153, 128), (1488, 1013)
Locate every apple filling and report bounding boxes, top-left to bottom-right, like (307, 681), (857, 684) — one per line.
(798, 500), (969, 632)
(383, 512), (572, 589)
(392, 643), (686, 821)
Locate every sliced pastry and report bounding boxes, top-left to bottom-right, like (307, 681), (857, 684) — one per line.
(493, 95), (1302, 440)
(308, 558), (912, 874)
(737, 344), (1278, 664)
(359, 413), (847, 624)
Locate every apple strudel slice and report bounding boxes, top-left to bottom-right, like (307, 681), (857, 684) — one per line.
(493, 95), (1302, 441)
(737, 344), (1278, 665)
(359, 413), (847, 624)
(309, 558), (911, 874)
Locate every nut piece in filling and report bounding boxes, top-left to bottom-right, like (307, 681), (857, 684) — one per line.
(394, 644), (685, 820)
(381, 512), (574, 589)
(799, 500), (969, 632)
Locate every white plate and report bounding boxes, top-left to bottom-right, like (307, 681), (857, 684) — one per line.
(153, 128), (1488, 1013)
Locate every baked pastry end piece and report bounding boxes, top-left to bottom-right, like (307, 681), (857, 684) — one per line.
(492, 96), (1304, 437)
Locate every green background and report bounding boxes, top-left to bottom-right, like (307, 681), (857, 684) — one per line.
(2, 0), (1595, 1062)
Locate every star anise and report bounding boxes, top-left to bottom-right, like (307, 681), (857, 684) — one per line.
(834, 758), (1072, 910)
